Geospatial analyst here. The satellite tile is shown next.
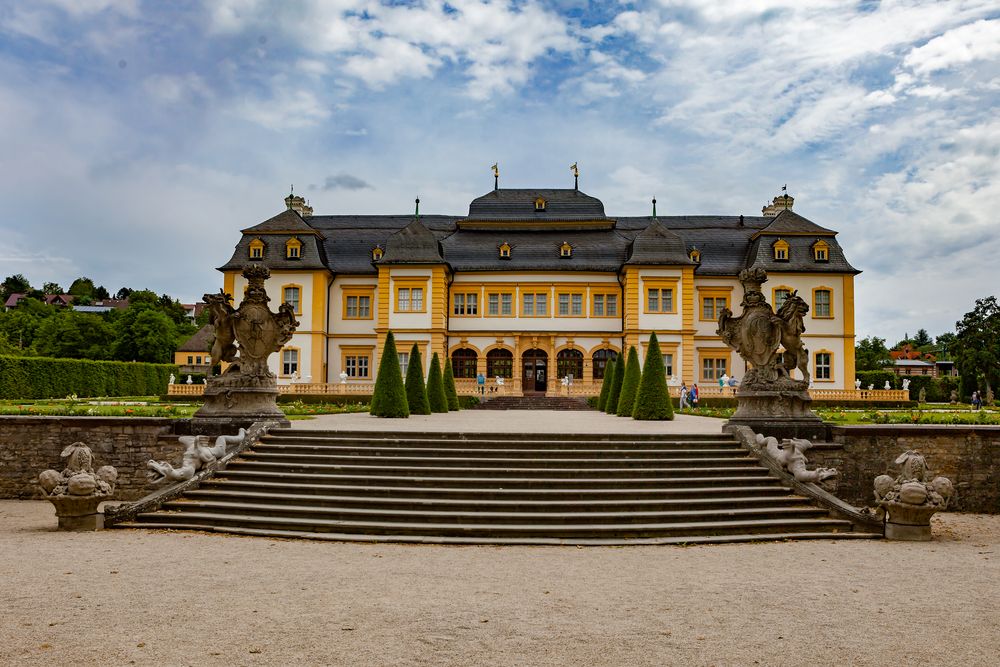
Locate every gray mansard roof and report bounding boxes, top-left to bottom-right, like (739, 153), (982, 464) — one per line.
(219, 189), (858, 275)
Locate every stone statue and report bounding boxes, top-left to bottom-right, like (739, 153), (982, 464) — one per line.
(884, 380), (891, 390)
(148, 429), (246, 483)
(918, 386), (926, 403)
(716, 267), (821, 431)
(169, 373), (176, 385)
(193, 265), (300, 424)
(339, 370), (348, 384)
(186, 375), (193, 384)
(987, 388), (995, 405)
(38, 443), (118, 530)
(868, 384), (874, 391)
(855, 378), (861, 390)
(755, 433), (837, 483)
(902, 378), (910, 391)
(949, 389), (958, 404)
(874, 450), (954, 540)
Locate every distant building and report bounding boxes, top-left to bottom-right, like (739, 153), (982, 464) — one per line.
(174, 324), (214, 375)
(4, 293), (74, 309)
(891, 359), (958, 378)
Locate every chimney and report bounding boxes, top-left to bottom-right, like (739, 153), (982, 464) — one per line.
(284, 192), (313, 217)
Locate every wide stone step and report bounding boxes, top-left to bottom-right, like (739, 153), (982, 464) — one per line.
(259, 436), (740, 450)
(182, 488), (811, 512)
(239, 453), (755, 468)
(265, 431), (730, 444)
(249, 445), (748, 459)
(200, 479), (789, 500)
(223, 460), (770, 479)
(215, 469), (776, 488)
(158, 500), (829, 526)
(129, 511), (854, 538)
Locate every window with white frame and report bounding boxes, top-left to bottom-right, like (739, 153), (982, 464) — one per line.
(282, 349), (299, 376)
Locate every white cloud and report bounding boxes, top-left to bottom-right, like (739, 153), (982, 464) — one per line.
(143, 73), (212, 105)
(234, 89), (331, 130)
(903, 19), (1000, 76)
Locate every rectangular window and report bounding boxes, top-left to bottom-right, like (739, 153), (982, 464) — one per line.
(345, 295), (372, 319)
(814, 290), (832, 318)
(187, 356), (193, 365)
(345, 355), (370, 378)
(196, 356), (202, 365)
(593, 294), (604, 317)
(606, 294), (617, 316)
(500, 293), (512, 316)
(701, 357), (727, 381)
(663, 354), (674, 377)
(523, 293), (534, 316)
(558, 292), (583, 316)
(592, 293), (618, 317)
(558, 293), (569, 316)
(648, 289), (658, 312)
(282, 349), (299, 376)
(702, 297), (727, 320)
(398, 352), (410, 377)
(283, 286), (301, 313)
(571, 293), (582, 316)
(411, 288), (423, 312)
(398, 288), (410, 312)
(646, 288), (674, 313)
(536, 293), (547, 316)
(453, 293), (478, 316)
(488, 293), (499, 316)
(396, 287), (424, 313)
(774, 289), (791, 310)
(815, 352), (831, 380)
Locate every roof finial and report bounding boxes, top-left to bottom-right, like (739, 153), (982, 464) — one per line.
(290, 184), (294, 195)
(491, 163), (499, 191)
(570, 162), (579, 191)
(414, 197), (420, 219)
(652, 197), (657, 219)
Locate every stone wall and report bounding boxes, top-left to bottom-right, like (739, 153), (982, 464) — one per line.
(0, 416), (187, 501)
(806, 425), (1000, 513)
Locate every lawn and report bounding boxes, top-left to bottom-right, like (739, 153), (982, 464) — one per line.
(0, 398), (370, 419)
(675, 403), (1000, 425)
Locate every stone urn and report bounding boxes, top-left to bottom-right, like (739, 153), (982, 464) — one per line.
(38, 443), (117, 531)
(874, 451), (953, 541)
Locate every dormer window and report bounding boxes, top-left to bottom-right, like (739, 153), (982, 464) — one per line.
(812, 240), (829, 262)
(372, 246), (384, 261)
(689, 248), (701, 263)
(285, 237), (302, 259)
(249, 238), (265, 260)
(534, 197), (547, 211)
(773, 239), (790, 261)
(560, 242), (572, 258)
(499, 242), (512, 259)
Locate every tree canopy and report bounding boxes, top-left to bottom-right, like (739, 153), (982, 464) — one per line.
(953, 296), (1000, 394)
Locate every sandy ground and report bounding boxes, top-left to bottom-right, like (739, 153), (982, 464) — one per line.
(293, 409), (726, 434)
(2, 501), (999, 667)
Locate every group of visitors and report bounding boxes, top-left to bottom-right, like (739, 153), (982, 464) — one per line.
(679, 383), (699, 409)
(971, 391), (983, 410)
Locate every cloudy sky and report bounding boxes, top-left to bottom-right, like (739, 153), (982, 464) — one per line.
(1, 0), (997, 342)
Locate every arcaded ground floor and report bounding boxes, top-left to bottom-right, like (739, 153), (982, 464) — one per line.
(2, 501), (998, 666)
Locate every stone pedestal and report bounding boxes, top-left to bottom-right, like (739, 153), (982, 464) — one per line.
(193, 380), (289, 430)
(725, 387), (826, 440)
(47, 495), (105, 531)
(881, 501), (939, 541)
(885, 521), (932, 541)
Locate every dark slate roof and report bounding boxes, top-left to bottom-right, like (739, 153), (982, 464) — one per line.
(625, 219), (695, 265)
(218, 203), (857, 276)
(463, 188), (611, 222)
(241, 208), (320, 235)
(380, 218), (446, 264)
(752, 210), (835, 237)
(745, 234), (859, 274)
(178, 324), (214, 352)
(441, 229), (632, 272)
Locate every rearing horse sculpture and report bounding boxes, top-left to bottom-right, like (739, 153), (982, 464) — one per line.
(775, 291), (811, 384)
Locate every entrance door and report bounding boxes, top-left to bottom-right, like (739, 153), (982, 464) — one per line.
(521, 349), (548, 394)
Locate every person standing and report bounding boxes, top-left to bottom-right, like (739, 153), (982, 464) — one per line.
(690, 383), (700, 408)
(476, 372), (485, 396)
(680, 384), (689, 410)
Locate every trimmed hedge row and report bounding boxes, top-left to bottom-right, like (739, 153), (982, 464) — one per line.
(0, 355), (176, 399)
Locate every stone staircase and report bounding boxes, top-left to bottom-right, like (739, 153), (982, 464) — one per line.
(474, 395), (592, 410)
(113, 430), (880, 545)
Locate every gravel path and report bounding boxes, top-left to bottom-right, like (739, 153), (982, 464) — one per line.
(2, 501), (998, 666)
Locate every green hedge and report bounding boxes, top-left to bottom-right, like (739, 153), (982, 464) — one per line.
(0, 355), (176, 399)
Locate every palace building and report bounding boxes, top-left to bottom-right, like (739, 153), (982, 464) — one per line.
(216, 181), (859, 395)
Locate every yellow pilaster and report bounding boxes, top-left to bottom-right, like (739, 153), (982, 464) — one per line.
(375, 266), (391, 371)
(223, 271), (236, 303)
(843, 274), (856, 389)
(681, 266), (696, 385)
(310, 270), (329, 382)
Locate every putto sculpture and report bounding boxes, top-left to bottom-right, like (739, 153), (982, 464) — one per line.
(148, 430), (246, 484)
(755, 433), (838, 484)
(717, 267), (823, 435)
(874, 450), (954, 540)
(38, 443), (118, 530)
(194, 264), (299, 425)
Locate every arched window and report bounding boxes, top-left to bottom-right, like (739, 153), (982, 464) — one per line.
(556, 348), (583, 380)
(592, 348), (619, 380)
(486, 348), (513, 378)
(451, 348), (478, 379)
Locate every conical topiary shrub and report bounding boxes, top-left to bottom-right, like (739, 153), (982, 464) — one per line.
(427, 353), (449, 413)
(443, 357), (460, 411)
(633, 332), (674, 420)
(604, 352), (624, 415)
(404, 343), (430, 415)
(616, 346), (641, 417)
(370, 332), (409, 418)
(596, 356), (616, 411)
